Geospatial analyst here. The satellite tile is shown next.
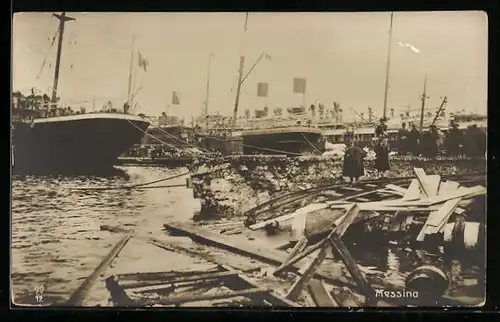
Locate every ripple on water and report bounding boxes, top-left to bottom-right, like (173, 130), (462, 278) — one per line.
(11, 166), (190, 306)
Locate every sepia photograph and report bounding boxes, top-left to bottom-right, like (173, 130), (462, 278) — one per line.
(11, 11), (487, 308)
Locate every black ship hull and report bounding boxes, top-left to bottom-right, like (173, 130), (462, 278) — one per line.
(12, 113), (150, 174)
(241, 127), (323, 155)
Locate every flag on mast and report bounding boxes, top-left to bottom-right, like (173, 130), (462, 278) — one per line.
(293, 78), (307, 94)
(257, 82), (269, 97)
(137, 52), (149, 71)
(172, 91), (180, 105)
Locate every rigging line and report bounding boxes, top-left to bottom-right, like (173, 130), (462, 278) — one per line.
(36, 27), (60, 80)
(300, 131), (322, 155)
(125, 119), (213, 160)
(200, 133), (303, 156)
(142, 116), (212, 154)
(69, 172), (190, 190)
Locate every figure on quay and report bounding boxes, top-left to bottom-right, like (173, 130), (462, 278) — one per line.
(374, 137), (391, 178)
(343, 140), (366, 185)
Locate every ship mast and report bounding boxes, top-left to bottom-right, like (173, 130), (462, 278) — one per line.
(382, 12), (394, 119)
(127, 37), (136, 105)
(419, 74), (428, 132)
(231, 13), (249, 133)
(204, 52), (214, 127)
(51, 12), (75, 103)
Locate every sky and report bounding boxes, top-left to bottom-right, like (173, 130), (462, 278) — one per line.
(12, 11), (488, 121)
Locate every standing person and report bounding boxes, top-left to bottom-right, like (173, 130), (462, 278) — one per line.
(343, 140), (366, 185)
(427, 125), (440, 158)
(446, 122), (462, 157)
(374, 138), (391, 178)
(398, 122), (410, 155)
(408, 124), (421, 156)
(375, 117), (388, 138)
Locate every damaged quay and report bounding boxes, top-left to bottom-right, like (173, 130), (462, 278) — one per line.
(11, 12), (487, 309)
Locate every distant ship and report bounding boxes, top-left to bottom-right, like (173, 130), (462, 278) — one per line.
(12, 13), (150, 173)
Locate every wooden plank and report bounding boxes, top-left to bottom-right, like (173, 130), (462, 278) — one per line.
(284, 203), (362, 301)
(307, 279), (338, 307)
(426, 198), (463, 227)
(341, 187), (364, 192)
(385, 184), (408, 195)
(416, 198), (463, 242)
(413, 168), (431, 198)
(66, 233), (133, 306)
(290, 211), (308, 242)
(336, 203), (361, 236)
(285, 237), (308, 264)
(145, 287), (271, 306)
(127, 271), (238, 293)
(439, 181), (460, 195)
(161, 222), (363, 290)
(285, 242), (331, 301)
(424, 175), (441, 198)
(328, 233), (375, 304)
(402, 179), (422, 201)
(362, 185), (485, 208)
(273, 240), (327, 276)
(250, 203), (328, 230)
(234, 273), (301, 307)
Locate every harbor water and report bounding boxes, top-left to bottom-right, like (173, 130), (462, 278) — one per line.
(11, 166), (485, 306)
(11, 166), (196, 306)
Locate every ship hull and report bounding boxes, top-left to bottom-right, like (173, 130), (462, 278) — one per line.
(239, 127), (324, 155)
(12, 113), (150, 174)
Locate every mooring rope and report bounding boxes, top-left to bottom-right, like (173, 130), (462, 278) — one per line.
(69, 170), (190, 191)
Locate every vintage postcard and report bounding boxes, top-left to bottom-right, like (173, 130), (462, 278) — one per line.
(11, 11), (487, 307)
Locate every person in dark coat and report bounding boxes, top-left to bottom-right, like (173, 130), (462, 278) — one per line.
(343, 140), (365, 184)
(375, 117), (388, 138)
(422, 125), (439, 158)
(408, 124), (420, 156)
(446, 122), (462, 157)
(374, 138), (391, 177)
(398, 122), (410, 155)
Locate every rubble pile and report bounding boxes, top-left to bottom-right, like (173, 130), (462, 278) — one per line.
(189, 155), (485, 219)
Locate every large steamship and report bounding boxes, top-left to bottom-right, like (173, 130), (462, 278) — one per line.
(12, 13), (150, 174)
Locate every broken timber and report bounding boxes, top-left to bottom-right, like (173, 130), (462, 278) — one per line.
(162, 221), (367, 291)
(284, 203), (375, 305)
(66, 233), (133, 306)
(106, 264), (298, 307)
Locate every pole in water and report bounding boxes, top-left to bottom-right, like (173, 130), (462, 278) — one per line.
(51, 12), (76, 103)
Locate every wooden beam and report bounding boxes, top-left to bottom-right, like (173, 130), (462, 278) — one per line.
(402, 179), (421, 201)
(66, 233), (133, 306)
(414, 168), (431, 198)
(145, 287), (271, 306)
(328, 233), (375, 304)
(416, 198), (463, 242)
(307, 279), (338, 307)
(285, 242), (331, 301)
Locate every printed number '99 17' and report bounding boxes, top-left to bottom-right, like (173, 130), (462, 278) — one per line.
(34, 285), (44, 303)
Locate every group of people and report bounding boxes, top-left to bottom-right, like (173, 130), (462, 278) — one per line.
(342, 116), (486, 184)
(397, 121), (486, 158)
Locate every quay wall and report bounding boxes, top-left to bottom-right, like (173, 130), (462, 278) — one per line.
(188, 156), (486, 219)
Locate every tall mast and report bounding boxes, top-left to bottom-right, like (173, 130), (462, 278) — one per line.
(127, 37), (136, 105)
(231, 13), (249, 133)
(204, 52), (214, 126)
(419, 74), (428, 132)
(382, 12), (394, 119)
(51, 12), (75, 103)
